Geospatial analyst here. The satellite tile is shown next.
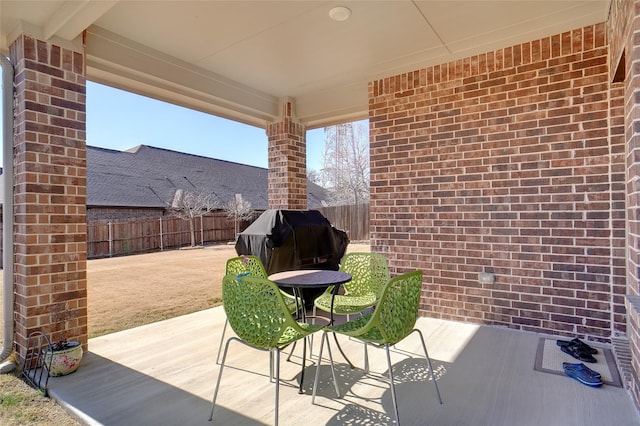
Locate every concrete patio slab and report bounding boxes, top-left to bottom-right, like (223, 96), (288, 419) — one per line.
(48, 307), (639, 425)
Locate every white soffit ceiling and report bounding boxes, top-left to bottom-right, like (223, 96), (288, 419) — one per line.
(1, 1), (611, 128)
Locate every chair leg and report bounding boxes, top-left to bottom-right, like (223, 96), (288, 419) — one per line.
(285, 337), (315, 363)
(215, 318), (228, 364)
(209, 338), (232, 421)
(309, 307), (317, 358)
(414, 329), (443, 404)
(287, 341), (296, 362)
(274, 348), (280, 426)
(312, 332), (339, 404)
(323, 332), (339, 397)
(311, 332), (326, 404)
(364, 343), (369, 374)
(298, 333), (307, 394)
(269, 349), (274, 382)
(384, 343), (400, 425)
(210, 339), (284, 424)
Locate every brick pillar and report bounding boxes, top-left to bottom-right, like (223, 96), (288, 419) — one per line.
(10, 35), (88, 359)
(266, 98), (307, 209)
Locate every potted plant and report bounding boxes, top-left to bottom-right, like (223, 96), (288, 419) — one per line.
(43, 339), (83, 377)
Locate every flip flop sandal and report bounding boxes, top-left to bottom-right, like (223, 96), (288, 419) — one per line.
(556, 338), (598, 354)
(560, 342), (597, 363)
(563, 364), (603, 387)
(562, 362), (601, 379)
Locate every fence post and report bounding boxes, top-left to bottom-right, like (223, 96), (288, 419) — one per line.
(108, 221), (113, 258)
(159, 216), (164, 251)
(200, 215), (204, 246)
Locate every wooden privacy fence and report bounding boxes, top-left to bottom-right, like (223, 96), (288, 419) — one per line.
(317, 203), (369, 242)
(77, 204), (369, 259)
(87, 213), (236, 258)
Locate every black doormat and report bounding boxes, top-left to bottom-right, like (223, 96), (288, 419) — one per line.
(534, 338), (623, 387)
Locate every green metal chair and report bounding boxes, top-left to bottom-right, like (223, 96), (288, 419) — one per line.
(313, 252), (389, 317)
(216, 255), (301, 363)
(209, 274), (324, 425)
(311, 270), (442, 425)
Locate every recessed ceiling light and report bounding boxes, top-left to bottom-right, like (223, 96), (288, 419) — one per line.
(329, 6), (351, 22)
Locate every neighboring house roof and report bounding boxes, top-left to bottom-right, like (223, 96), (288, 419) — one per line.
(86, 145), (329, 210)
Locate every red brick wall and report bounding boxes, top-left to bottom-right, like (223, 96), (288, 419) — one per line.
(267, 99), (307, 209)
(368, 23), (626, 341)
(612, 0), (640, 411)
(10, 35), (88, 357)
(607, 0), (634, 82)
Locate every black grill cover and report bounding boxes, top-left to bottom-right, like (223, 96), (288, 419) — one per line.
(235, 209), (349, 275)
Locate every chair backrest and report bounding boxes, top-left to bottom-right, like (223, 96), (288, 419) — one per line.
(339, 252), (390, 297)
(225, 255), (268, 278)
(222, 274), (295, 349)
(370, 270), (423, 345)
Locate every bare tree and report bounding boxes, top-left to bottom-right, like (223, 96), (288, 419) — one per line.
(307, 169), (321, 185)
(321, 122), (369, 205)
(224, 193), (253, 237)
(171, 189), (219, 247)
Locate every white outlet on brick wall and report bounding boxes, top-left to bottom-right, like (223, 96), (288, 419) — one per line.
(479, 272), (495, 284)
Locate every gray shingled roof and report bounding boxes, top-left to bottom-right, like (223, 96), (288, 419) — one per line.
(86, 145), (329, 210)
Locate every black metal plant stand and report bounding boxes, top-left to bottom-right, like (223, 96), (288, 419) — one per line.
(22, 331), (54, 395)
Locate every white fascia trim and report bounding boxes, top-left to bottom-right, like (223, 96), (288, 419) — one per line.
(86, 25), (279, 127)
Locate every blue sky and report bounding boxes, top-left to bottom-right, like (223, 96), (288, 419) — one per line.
(0, 79), (365, 170)
(86, 82), (330, 172)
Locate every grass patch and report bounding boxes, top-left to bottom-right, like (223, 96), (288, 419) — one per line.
(0, 373), (80, 425)
(89, 296), (223, 338)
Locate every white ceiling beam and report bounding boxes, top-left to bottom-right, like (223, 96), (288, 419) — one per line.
(44, 0), (119, 41)
(86, 26), (280, 128)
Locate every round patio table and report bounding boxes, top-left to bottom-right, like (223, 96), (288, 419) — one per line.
(269, 269), (353, 393)
(269, 269), (351, 322)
